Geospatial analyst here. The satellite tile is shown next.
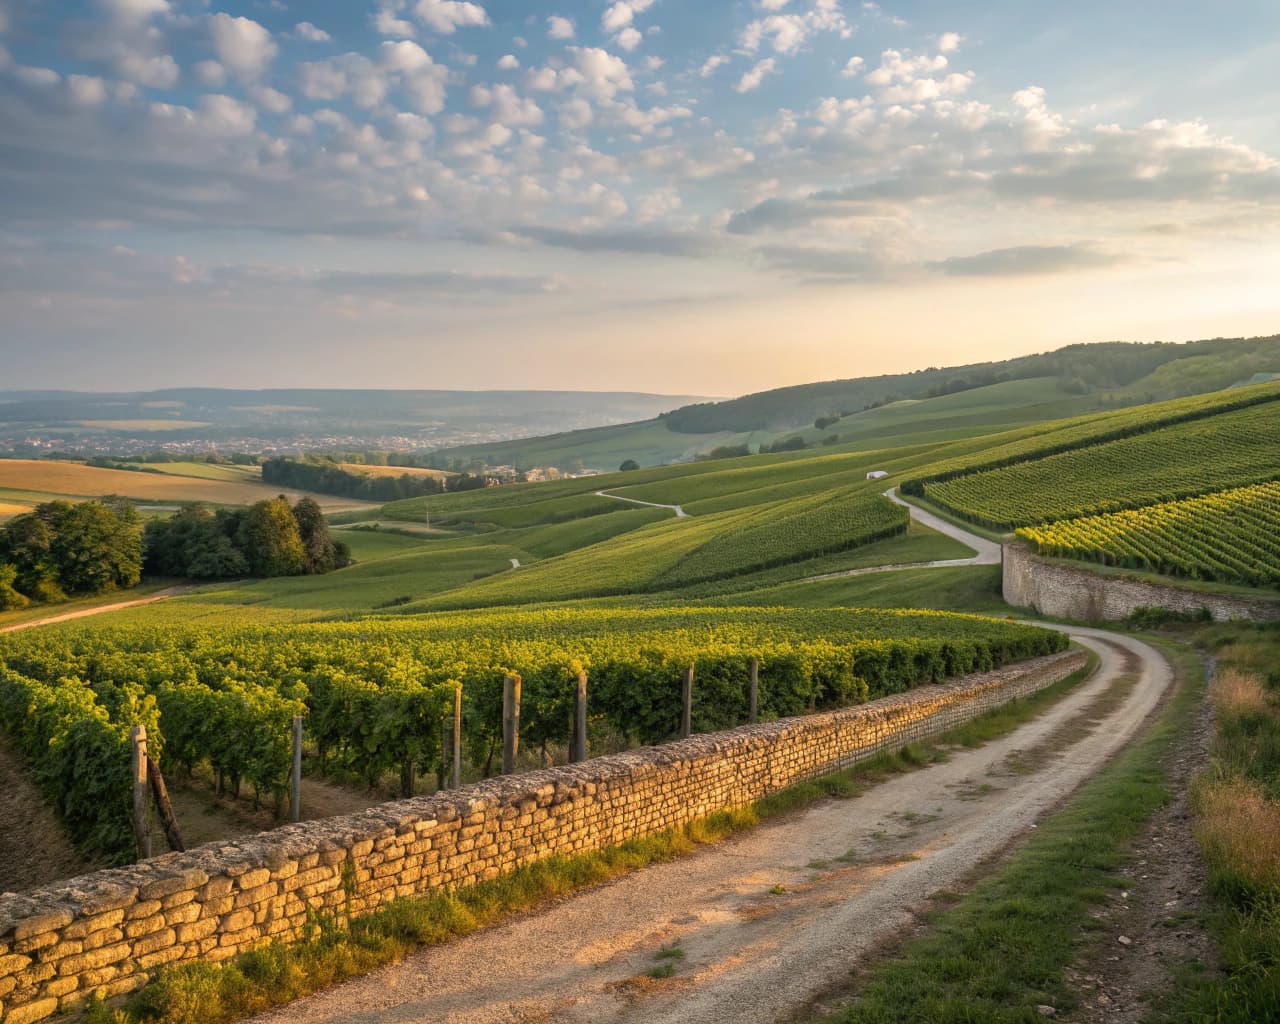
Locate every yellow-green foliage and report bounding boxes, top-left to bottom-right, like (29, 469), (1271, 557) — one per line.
(925, 399), (1280, 529)
(1018, 481), (1280, 587)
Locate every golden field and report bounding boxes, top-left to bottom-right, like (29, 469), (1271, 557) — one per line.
(0, 461), (374, 512)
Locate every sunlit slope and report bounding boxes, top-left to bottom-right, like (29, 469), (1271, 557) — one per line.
(904, 381), (1280, 529)
(1017, 481), (1280, 588)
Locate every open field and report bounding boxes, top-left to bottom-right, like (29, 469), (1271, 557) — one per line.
(338, 463), (454, 480)
(0, 459), (376, 511)
(145, 461), (264, 482)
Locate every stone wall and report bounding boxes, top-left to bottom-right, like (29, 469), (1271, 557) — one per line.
(0, 649), (1085, 1023)
(1003, 542), (1280, 623)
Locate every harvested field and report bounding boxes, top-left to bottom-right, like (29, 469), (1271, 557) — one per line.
(0, 460), (375, 512)
(339, 463), (454, 479)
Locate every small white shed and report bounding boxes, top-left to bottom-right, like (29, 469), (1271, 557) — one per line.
(866, 470), (889, 480)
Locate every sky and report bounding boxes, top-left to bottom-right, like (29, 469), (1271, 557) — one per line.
(2, 0), (1279, 396)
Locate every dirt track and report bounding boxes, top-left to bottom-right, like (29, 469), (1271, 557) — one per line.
(0, 586), (190, 634)
(252, 628), (1172, 1024)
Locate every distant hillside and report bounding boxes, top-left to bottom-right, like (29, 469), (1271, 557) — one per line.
(658, 335), (1280, 434)
(429, 334), (1280, 471)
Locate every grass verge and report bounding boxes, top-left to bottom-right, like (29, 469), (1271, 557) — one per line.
(1148, 623), (1280, 1024)
(84, 652), (1099, 1024)
(809, 637), (1198, 1023)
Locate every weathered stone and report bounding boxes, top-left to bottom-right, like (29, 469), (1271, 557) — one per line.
(5, 996), (59, 1024)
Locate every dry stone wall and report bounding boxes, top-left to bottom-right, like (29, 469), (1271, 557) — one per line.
(0, 648), (1084, 1023)
(1003, 541), (1280, 623)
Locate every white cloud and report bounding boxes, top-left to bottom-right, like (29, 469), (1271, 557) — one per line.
(209, 13), (277, 81)
(740, 1), (851, 56)
(250, 85), (293, 114)
(192, 59), (225, 86)
(699, 54), (727, 77)
(117, 53), (180, 88)
(66, 74), (108, 107)
(735, 57), (777, 93)
(570, 47), (633, 101)
(841, 55), (863, 77)
(414, 0), (488, 34)
(97, 0), (168, 23)
(938, 31), (963, 53)
(498, 54), (519, 69)
(373, 2), (416, 36)
(865, 48), (946, 86)
(616, 27), (642, 51)
(294, 22), (331, 42)
(196, 93), (257, 136)
(644, 55), (664, 70)
(547, 15), (575, 39)
(474, 83), (544, 127)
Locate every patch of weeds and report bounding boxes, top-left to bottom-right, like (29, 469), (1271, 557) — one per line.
(648, 962), (677, 979)
(653, 941), (685, 962)
(770, 883), (788, 895)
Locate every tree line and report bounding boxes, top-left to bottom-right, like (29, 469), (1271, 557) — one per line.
(261, 456), (447, 502)
(0, 496), (349, 610)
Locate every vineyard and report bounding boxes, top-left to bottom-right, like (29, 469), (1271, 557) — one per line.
(410, 488), (908, 608)
(900, 378), (1280, 498)
(0, 607), (1065, 863)
(921, 399), (1280, 529)
(1017, 481), (1280, 587)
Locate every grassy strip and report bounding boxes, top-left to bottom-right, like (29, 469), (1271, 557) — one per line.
(1149, 623), (1280, 1024)
(85, 653), (1098, 1024)
(810, 639), (1198, 1024)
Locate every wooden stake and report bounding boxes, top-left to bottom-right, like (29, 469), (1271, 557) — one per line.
(147, 760), (185, 853)
(681, 665), (694, 739)
(452, 684), (463, 789)
(291, 715), (303, 823)
(130, 725), (151, 861)
(749, 658), (759, 724)
(571, 671), (588, 763)
(502, 675), (521, 775)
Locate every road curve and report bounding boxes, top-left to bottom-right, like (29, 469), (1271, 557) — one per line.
(596, 489), (689, 518)
(250, 627), (1172, 1024)
(803, 487), (1001, 582)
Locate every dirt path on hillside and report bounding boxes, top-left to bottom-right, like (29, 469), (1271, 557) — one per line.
(595, 490), (689, 517)
(0, 585), (192, 634)
(804, 488), (1001, 582)
(251, 628), (1172, 1024)
(0, 733), (96, 893)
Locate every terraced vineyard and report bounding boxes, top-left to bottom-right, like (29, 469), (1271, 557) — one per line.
(1017, 481), (1280, 587)
(923, 399), (1280, 528)
(0, 607), (1064, 862)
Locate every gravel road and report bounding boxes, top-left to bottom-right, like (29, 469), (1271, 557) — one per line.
(251, 627), (1172, 1024)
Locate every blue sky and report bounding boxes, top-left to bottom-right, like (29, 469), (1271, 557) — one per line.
(2, 0), (1279, 393)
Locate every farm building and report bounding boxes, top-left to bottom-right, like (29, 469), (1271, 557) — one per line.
(866, 470), (889, 480)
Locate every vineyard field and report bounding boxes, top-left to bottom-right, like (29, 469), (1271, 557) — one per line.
(1017, 481), (1280, 587)
(923, 399), (1280, 528)
(0, 608), (1064, 862)
(902, 379), (1280, 499)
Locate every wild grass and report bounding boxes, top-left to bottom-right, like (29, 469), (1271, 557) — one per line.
(810, 642), (1200, 1024)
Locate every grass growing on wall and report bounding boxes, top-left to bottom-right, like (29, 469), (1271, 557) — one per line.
(84, 654), (1096, 1024)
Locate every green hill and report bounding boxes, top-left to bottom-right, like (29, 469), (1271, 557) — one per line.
(429, 334), (1280, 472)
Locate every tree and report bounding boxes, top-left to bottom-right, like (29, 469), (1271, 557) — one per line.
(291, 497), (342, 574)
(0, 564), (28, 610)
(619, 459), (640, 472)
(50, 499), (143, 594)
(236, 497), (306, 577)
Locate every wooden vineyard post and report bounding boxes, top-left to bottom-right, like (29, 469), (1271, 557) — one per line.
(749, 658), (759, 724)
(571, 672), (588, 763)
(291, 715), (304, 823)
(502, 675), (521, 775)
(452, 684), (463, 789)
(130, 725), (151, 861)
(681, 665), (694, 739)
(147, 760), (185, 853)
